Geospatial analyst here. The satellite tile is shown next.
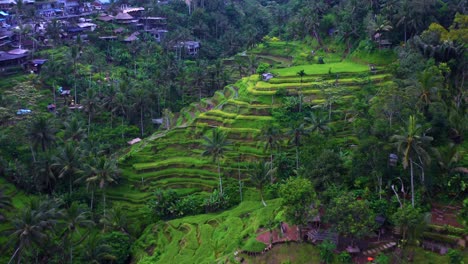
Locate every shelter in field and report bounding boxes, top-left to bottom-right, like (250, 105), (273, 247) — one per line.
(23, 58), (47, 73)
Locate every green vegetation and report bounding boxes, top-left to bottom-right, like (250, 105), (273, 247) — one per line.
(0, 0), (467, 263)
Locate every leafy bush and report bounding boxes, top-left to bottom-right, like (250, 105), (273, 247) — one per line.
(101, 232), (131, 264)
(337, 252), (352, 263)
(447, 249), (463, 264)
(318, 240), (336, 263)
(375, 253), (390, 264)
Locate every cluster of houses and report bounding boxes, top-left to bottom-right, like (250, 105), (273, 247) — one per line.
(0, 0), (200, 75)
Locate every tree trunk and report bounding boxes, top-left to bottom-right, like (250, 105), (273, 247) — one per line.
(88, 112), (91, 136)
(296, 146), (299, 171)
(217, 159), (223, 195)
(260, 190), (267, 207)
(121, 116), (124, 139)
(30, 145), (36, 162)
(238, 159), (242, 202)
(270, 149), (274, 183)
(69, 175), (72, 196)
(8, 246), (21, 264)
(410, 158), (414, 208)
(140, 107), (144, 137)
(90, 189), (94, 210)
(103, 189), (106, 217)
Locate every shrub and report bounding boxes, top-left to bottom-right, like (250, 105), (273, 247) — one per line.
(447, 249), (463, 264)
(256, 63), (271, 75)
(101, 232), (132, 264)
(317, 57), (325, 64)
(337, 252), (352, 263)
(318, 240), (336, 263)
(375, 253), (390, 264)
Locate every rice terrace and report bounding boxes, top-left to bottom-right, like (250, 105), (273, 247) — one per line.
(0, 2), (466, 264)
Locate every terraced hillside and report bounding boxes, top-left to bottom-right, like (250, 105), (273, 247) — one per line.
(110, 59), (391, 218)
(132, 199), (282, 264)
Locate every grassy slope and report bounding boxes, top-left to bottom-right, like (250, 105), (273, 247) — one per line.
(132, 197), (283, 264)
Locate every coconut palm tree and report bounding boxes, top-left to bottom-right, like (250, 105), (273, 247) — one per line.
(27, 116), (57, 161)
(52, 143), (83, 196)
(261, 125), (281, 183)
(63, 114), (87, 142)
(304, 110), (330, 134)
(81, 88), (101, 136)
(7, 198), (62, 264)
(249, 161), (276, 207)
(297, 69), (305, 112)
(85, 157), (120, 216)
(202, 129), (231, 195)
(99, 206), (128, 233)
(60, 202), (95, 264)
(391, 115), (433, 207)
(288, 123), (308, 171)
(0, 189), (12, 221)
(130, 87), (150, 137)
(32, 153), (56, 194)
(79, 234), (116, 263)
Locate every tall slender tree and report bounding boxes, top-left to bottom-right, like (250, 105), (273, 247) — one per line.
(52, 143), (82, 196)
(202, 129), (231, 195)
(85, 157), (120, 216)
(391, 115), (433, 207)
(27, 117), (57, 161)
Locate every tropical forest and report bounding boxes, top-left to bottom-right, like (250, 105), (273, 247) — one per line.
(0, 0), (466, 263)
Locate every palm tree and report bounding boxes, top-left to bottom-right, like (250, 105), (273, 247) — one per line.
(52, 143), (83, 195)
(79, 234), (116, 263)
(0, 189), (12, 221)
(99, 206), (128, 233)
(297, 70), (306, 112)
(81, 88), (100, 136)
(85, 157), (120, 216)
(261, 125), (280, 183)
(101, 84), (118, 128)
(391, 115), (433, 207)
(249, 161), (276, 207)
(416, 69), (442, 109)
(7, 198), (62, 264)
(202, 129), (231, 195)
(32, 153), (56, 194)
(288, 123), (308, 171)
(63, 114), (87, 142)
(60, 202), (95, 264)
(304, 110), (330, 134)
(27, 116), (57, 161)
(130, 87), (150, 137)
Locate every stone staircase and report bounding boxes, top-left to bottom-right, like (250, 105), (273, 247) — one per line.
(363, 241), (397, 256)
(307, 229), (338, 244)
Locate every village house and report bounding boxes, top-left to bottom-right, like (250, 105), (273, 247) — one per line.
(57, 0), (79, 15)
(174, 40), (200, 56)
(139, 16), (167, 30)
(0, 0), (15, 11)
(0, 48), (28, 73)
(145, 28), (167, 43)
